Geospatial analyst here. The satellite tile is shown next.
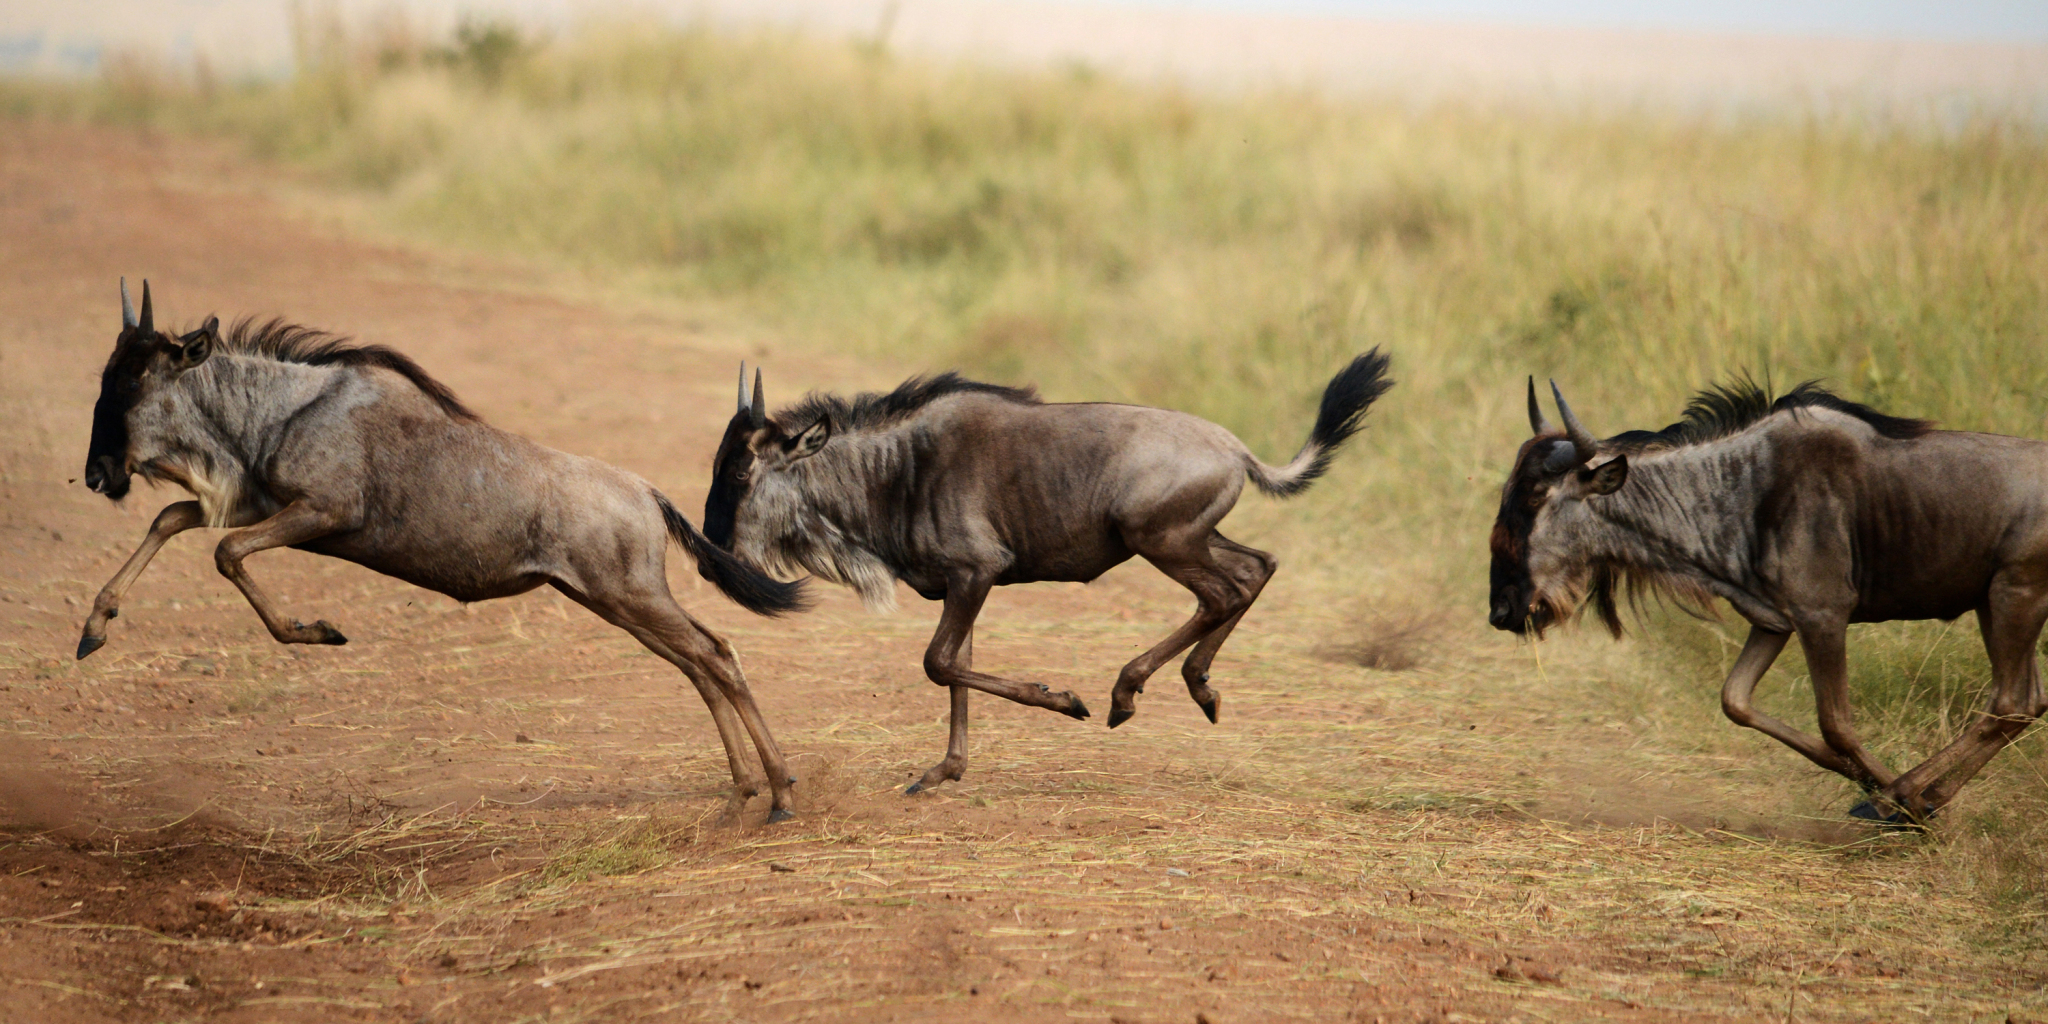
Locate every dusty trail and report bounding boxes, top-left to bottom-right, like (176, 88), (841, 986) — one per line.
(0, 123), (2037, 1023)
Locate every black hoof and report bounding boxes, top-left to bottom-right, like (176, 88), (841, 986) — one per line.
(318, 625), (348, 645)
(766, 807), (795, 825)
(1107, 706), (1134, 729)
(1064, 696), (1091, 721)
(76, 634), (105, 661)
(1849, 799), (1933, 829)
(905, 781), (925, 795)
(1197, 697), (1220, 724)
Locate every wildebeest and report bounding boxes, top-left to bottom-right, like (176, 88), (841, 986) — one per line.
(704, 353), (1392, 793)
(1492, 376), (2048, 823)
(80, 281), (809, 822)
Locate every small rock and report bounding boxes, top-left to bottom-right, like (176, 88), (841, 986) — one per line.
(1196, 1014), (1218, 1024)
(514, 733), (533, 744)
(1158, 916), (1174, 931)
(768, 862), (796, 873)
(1494, 963), (1524, 981)
(1526, 965), (1562, 984)
(437, 953), (458, 969)
(1166, 867), (1190, 877)
(179, 658), (218, 676)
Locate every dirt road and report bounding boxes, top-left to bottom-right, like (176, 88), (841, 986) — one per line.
(0, 122), (2037, 1023)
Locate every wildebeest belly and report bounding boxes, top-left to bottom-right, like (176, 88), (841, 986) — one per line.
(295, 533), (551, 603)
(992, 529), (1135, 585)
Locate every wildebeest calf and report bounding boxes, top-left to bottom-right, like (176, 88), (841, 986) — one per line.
(704, 354), (1392, 793)
(79, 281), (808, 822)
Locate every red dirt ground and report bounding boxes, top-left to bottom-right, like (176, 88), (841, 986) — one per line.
(0, 122), (2036, 1023)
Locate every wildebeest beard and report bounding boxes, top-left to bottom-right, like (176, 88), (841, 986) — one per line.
(729, 431), (908, 612)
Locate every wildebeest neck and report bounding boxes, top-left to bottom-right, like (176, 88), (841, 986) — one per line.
(1535, 434), (1784, 632)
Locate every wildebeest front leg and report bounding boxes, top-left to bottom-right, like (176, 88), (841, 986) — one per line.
(923, 572), (1091, 721)
(1884, 583), (2048, 817)
(1175, 534), (1277, 724)
(1719, 626), (1861, 779)
(908, 631), (972, 795)
(213, 501), (351, 646)
(77, 501), (205, 660)
(1799, 625), (1899, 792)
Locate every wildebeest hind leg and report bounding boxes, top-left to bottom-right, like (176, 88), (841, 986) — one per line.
(553, 582), (768, 803)
(213, 501), (352, 646)
(1175, 534), (1277, 724)
(78, 501), (205, 660)
(1885, 584), (2048, 817)
(1107, 550), (1246, 729)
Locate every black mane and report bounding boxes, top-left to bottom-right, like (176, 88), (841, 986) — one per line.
(778, 371), (1039, 431)
(1604, 378), (1933, 452)
(221, 317), (476, 421)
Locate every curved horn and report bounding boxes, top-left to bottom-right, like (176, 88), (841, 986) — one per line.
(1526, 376), (1553, 435)
(750, 368), (765, 428)
(1549, 380), (1597, 462)
(737, 361), (748, 414)
(120, 278), (136, 328)
(138, 280), (154, 333)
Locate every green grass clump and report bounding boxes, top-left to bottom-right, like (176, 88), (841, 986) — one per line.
(539, 813), (692, 885)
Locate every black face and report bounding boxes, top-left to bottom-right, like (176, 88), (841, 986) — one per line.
(1487, 435), (1574, 635)
(703, 410), (763, 549)
(84, 324), (163, 501)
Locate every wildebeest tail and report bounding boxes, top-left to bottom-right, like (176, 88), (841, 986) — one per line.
(1247, 348), (1394, 498)
(654, 492), (810, 616)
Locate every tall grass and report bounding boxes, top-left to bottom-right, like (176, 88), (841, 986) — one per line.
(11, 16), (2048, 911)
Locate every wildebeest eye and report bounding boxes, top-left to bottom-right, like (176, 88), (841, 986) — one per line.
(123, 378), (141, 393)
(1524, 488), (1546, 510)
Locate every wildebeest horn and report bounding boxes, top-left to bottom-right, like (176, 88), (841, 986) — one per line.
(1526, 376), (1553, 435)
(121, 278), (136, 328)
(750, 368), (765, 428)
(138, 280), (154, 333)
(738, 362), (748, 414)
(1550, 380), (1598, 462)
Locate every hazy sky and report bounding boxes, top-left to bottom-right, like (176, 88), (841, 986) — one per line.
(1094, 0), (2048, 43)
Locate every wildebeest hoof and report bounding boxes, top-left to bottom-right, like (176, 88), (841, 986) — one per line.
(766, 807), (795, 825)
(905, 780), (926, 796)
(1064, 695), (1091, 720)
(297, 620), (348, 645)
(76, 633), (105, 661)
(1849, 799), (1933, 829)
(1197, 696), (1220, 724)
(1106, 706), (1134, 729)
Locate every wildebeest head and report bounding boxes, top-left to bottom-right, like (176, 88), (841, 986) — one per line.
(85, 280), (220, 501)
(703, 364), (831, 548)
(1488, 378), (1629, 635)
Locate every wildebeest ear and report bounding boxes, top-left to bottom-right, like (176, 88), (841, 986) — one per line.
(1583, 454), (1628, 495)
(785, 418), (831, 460)
(172, 317), (218, 371)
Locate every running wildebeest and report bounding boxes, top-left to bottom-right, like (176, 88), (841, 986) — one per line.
(1492, 376), (2048, 824)
(79, 281), (809, 822)
(703, 353), (1392, 793)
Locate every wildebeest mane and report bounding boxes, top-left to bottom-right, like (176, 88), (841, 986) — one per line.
(777, 372), (1039, 431)
(1604, 378), (1932, 453)
(220, 317), (477, 421)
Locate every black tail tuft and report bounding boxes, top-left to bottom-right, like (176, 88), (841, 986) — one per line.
(1312, 348), (1394, 456)
(1258, 349), (1394, 497)
(655, 493), (810, 616)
